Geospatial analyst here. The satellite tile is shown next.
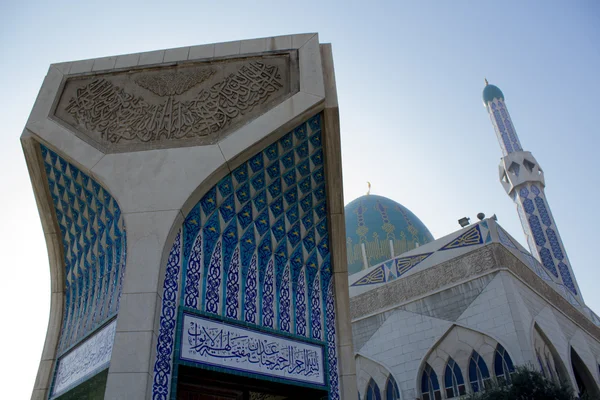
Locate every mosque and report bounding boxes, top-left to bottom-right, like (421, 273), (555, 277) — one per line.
(348, 82), (600, 400)
(21, 34), (600, 400)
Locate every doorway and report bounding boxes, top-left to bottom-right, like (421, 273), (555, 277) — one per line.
(176, 366), (328, 400)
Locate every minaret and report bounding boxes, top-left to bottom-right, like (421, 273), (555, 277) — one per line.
(483, 81), (582, 301)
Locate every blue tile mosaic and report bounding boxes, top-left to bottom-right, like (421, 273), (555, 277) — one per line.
(546, 228), (564, 260)
(326, 280), (340, 400)
(539, 247), (558, 277)
(497, 226), (518, 250)
(295, 267), (307, 337)
(352, 252), (433, 287)
(152, 230), (181, 400)
(439, 225), (483, 251)
(535, 196), (552, 227)
(491, 101), (522, 156)
(41, 145), (126, 354)
(513, 183), (577, 294)
(152, 113), (339, 399)
(558, 262), (577, 295)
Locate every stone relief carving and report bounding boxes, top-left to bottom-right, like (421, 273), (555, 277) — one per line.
(134, 68), (215, 96)
(54, 54), (295, 152)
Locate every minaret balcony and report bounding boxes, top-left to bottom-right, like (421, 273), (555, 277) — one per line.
(498, 151), (545, 196)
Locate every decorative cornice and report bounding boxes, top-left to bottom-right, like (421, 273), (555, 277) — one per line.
(350, 243), (600, 342)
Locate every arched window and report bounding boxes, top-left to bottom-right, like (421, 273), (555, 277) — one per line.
(469, 351), (491, 392)
(494, 344), (515, 384)
(421, 363), (441, 400)
(366, 378), (381, 400)
(444, 358), (466, 398)
(536, 350), (546, 378)
(385, 375), (400, 400)
(546, 354), (556, 382)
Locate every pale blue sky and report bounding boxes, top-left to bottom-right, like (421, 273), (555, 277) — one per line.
(1, 1), (599, 396)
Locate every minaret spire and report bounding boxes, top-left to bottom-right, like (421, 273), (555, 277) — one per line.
(483, 82), (583, 301)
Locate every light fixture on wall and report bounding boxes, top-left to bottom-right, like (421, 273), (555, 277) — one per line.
(458, 217), (470, 228)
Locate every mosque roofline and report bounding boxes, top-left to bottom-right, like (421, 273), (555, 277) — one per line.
(348, 218), (600, 329)
(349, 241), (600, 343)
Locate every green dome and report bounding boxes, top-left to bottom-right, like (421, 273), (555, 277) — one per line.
(483, 84), (504, 105)
(345, 194), (434, 275)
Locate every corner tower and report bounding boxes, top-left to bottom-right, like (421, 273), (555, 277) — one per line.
(483, 81), (582, 301)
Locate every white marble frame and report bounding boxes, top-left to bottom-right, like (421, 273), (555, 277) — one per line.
(178, 312), (326, 387)
(51, 319), (117, 398)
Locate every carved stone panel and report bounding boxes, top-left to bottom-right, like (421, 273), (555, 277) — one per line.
(53, 53), (297, 153)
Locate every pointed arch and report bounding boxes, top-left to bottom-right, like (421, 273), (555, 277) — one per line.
(532, 323), (569, 384)
(355, 353), (396, 400)
(150, 113), (342, 399)
(444, 357), (466, 398)
(421, 363), (441, 400)
(468, 350), (491, 393)
(493, 343), (515, 384)
(366, 378), (381, 400)
(570, 347), (600, 398)
(385, 375), (400, 400)
(535, 349), (547, 378)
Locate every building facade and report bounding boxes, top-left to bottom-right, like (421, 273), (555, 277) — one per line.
(23, 34), (357, 400)
(24, 33), (600, 400)
(348, 84), (600, 400)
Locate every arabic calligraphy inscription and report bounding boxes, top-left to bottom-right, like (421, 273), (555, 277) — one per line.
(180, 314), (325, 386)
(54, 55), (294, 153)
(52, 319), (116, 396)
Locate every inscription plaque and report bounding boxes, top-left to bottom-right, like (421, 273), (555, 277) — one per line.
(180, 313), (325, 386)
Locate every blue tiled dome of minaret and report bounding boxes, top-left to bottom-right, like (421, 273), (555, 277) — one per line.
(345, 194), (434, 275)
(482, 83), (504, 105)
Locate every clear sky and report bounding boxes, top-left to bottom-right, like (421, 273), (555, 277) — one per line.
(1, 0), (599, 397)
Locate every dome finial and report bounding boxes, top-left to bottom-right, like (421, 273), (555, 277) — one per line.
(485, 78), (489, 86)
(367, 181), (371, 195)
(482, 81), (504, 106)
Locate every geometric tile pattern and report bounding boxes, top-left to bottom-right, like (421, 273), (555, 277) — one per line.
(396, 252), (434, 276)
(352, 265), (385, 287)
(497, 226), (518, 250)
(152, 230), (182, 400)
(352, 221), (495, 288)
(351, 252), (433, 287)
(40, 144), (126, 354)
(180, 113), (331, 340)
(517, 183), (577, 295)
(439, 225), (483, 251)
(152, 114), (339, 399)
(490, 100), (522, 157)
